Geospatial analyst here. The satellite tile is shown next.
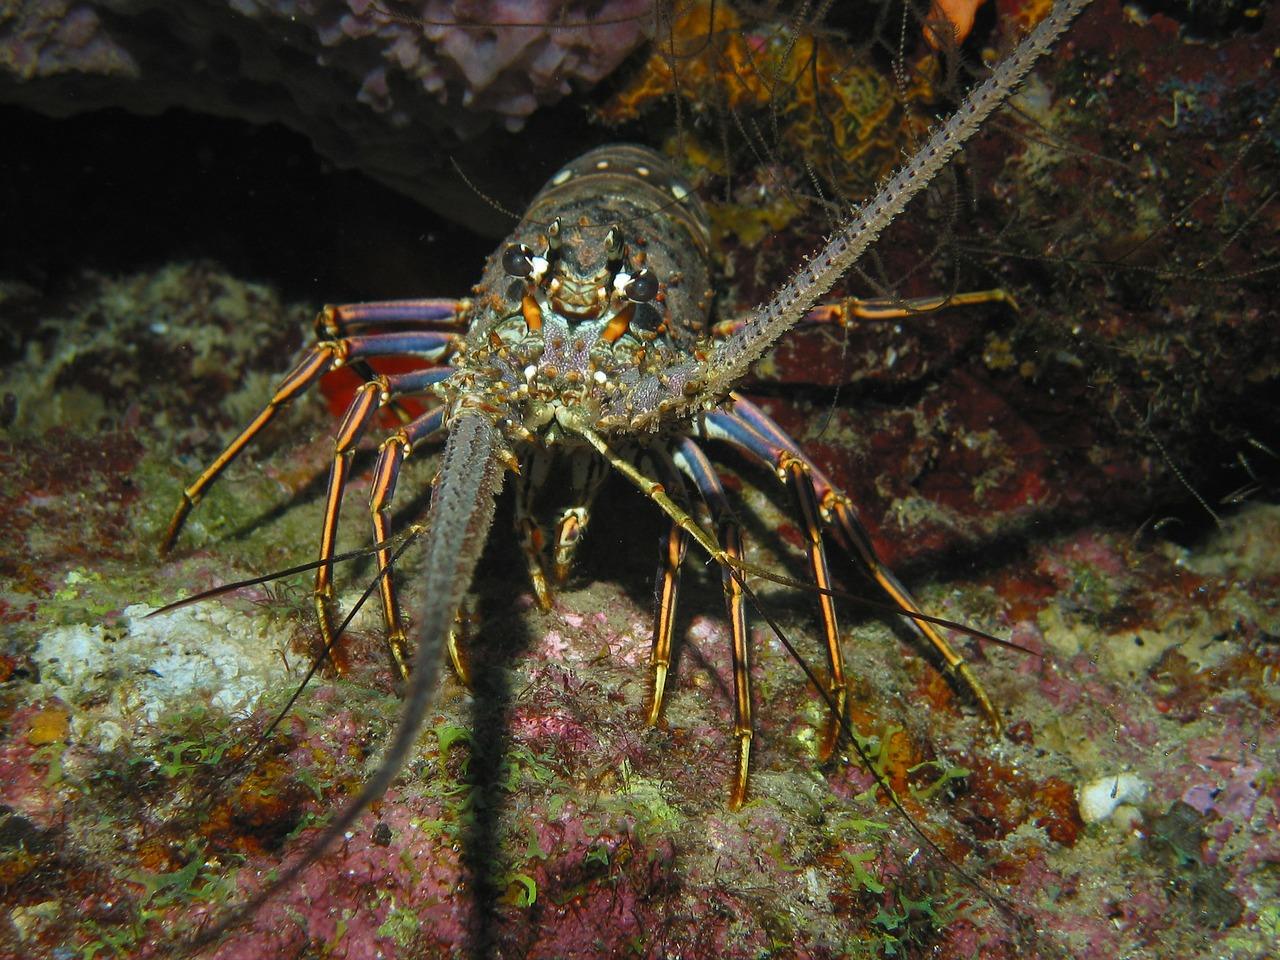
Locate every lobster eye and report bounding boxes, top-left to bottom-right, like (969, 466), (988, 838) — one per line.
(624, 268), (659, 303)
(502, 244), (535, 278)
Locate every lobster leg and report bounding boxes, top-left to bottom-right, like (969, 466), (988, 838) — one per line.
(161, 330), (458, 554)
(711, 289), (1017, 339)
(706, 394), (1002, 733)
(780, 453), (850, 762)
(314, 369), (454, 671)
(671, 437), (754, 809)
(314, 299), (468, 423)
(514, 449), (555, 610)
(314, 298), (473, 337)
(646, 516), (688, 728)
(366, 405), (448, 678)
(641, 447), (697, 728)
(696, 412), (851, 761)
(550, 450), (610, 585)
(565, 418), (761, 806)
(514, 448), (612, 610)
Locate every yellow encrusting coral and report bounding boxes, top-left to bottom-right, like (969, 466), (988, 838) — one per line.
(599, 0), (940, 233)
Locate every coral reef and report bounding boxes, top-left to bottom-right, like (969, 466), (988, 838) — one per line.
(598, 0), (939, 206)
(1, 1), (1278, 959)
(691, 0), (1280, 568)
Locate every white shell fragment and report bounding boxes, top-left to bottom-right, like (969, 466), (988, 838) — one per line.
(1077, 773), (1149, 824)
(34, 602), (293, 751)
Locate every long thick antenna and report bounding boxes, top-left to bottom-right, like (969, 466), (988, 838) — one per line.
(611, 0), (1097, 428)
(183, 411), (508, 950)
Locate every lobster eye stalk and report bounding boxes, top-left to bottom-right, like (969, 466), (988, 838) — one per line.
(623, 267), (658, 303)
(502, 243), (535, 279)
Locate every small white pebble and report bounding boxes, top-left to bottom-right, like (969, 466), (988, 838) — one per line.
(1109, 803), (1144, 832)
(1078, 773), (1148, 824)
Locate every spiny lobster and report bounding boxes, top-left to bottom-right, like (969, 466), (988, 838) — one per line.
(158, 0), (1095, 947)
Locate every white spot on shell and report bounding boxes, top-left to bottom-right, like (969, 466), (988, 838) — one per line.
(551, 168), (572, 185)
(670, 183), (689, 201)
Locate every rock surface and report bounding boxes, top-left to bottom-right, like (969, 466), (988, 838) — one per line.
(1, 2), (1278, 958)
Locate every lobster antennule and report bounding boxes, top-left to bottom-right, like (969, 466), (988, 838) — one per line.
(185, 410), (507, 950)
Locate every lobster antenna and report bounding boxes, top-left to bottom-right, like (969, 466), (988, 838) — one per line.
(146, 532), (420, 617)
(614, 0), (1097, 429)
(180, 413), (507, 952)
(704, 0), (1096, 386)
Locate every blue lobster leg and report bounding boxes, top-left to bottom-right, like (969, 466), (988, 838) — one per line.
(162, 329), (457, 554)
(315, 298), (472, 335)
(314, 370), (452, 673)
(669, 437), (754, 809)
(715, 393), (1001, 732)
(313, 296), (473, 330)
(315, 299), (468, 425)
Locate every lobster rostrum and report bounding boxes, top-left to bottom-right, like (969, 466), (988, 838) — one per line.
(159, 0), (1095, 939)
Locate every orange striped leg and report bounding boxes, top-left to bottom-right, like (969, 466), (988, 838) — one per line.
(313, 300), (466, 425)
(824, 493), (1000, 733)
(313, 366), (456, 670)
(721, 521), (752, 810)
(366, 408), (447, 678)
(725, 394), (1002, 733)
(514, 451), (554, 611)
(568, 423), (751, 806)
(672, 438), (752, 809)
(780, 455), (849, 762)
(711, 288), (1018, 338)
(550, 451), (609, 584)
(647, 520), (688, 726)
(161, 330), (457, 555)
(160, 343), (338, 554)
(313, 377), (386, 668)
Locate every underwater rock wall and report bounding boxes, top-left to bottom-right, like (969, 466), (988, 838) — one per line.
(0, 0), (653, 231)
